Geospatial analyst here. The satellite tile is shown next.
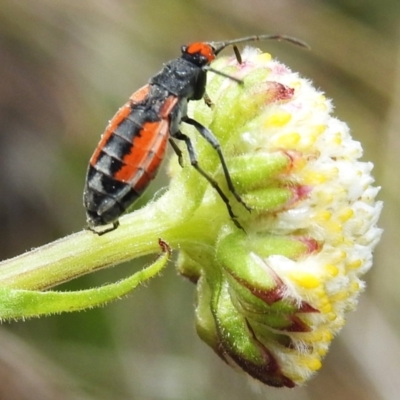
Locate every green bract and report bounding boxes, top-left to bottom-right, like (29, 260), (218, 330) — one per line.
(172, 48), (382, 386)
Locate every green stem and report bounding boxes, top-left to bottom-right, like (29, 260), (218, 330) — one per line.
(0, 191), (217, 290)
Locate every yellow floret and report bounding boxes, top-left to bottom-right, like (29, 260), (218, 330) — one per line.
(303, 171), (327, 185)
(338, 208), (354, 222)
(324, 264), (339, 277)
(322, 330), (333, 342)
(255, 52), (272, 63)
(333, 133), (342, 145)
(315, 95), (328, 111)
(302, 357), (322, 371)
(350, 281), (360, 292)
(347, 259), (362, 270)
(326, 312), (337, 321)
(274, 132), (300, 147)
(318, 347), (329, 356)
(317, 191), (334, 204)
(288, 271), (320, 288)
(265, 111), (292, 127)
(326, 220), (343, 234)
(320, 302), (333, 313)
(314, 124), (327, 136)
(331, 290), (349, 301)
(316, 210), (332, 222)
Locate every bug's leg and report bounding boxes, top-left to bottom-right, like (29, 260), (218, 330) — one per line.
(169, 138), (184, 167)
(203, 92), (214, 108)
(182, 116), (251, 212)
(173, 130), (244, 230)
(87, 220), (120, 236)
(203, 66), (243, 84)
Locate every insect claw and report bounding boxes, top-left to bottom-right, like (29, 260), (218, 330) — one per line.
(87, 221), (119, 236)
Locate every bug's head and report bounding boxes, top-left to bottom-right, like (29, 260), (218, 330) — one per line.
(182, 35), (308, 68)
(181, 42), (217, 67)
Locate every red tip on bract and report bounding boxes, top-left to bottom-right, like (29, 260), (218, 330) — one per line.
(298, 237), (321, 254)
(186, 42), (216, 62)
(269, 82), (295, 101)
(284, 185), (312, 208)
(158, 238), (171, 256)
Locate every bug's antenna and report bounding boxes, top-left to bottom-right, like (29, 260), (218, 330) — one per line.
(210, 34), (310, 56)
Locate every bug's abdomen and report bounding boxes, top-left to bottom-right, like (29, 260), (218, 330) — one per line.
(83, 86), (177, 227)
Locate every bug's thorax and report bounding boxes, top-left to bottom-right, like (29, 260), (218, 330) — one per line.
(149, 41), (217, 102)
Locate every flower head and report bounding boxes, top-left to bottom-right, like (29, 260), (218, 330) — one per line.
(171, 48), (382, 387)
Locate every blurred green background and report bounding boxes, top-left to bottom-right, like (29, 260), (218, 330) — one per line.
(0, 0), (398, 399)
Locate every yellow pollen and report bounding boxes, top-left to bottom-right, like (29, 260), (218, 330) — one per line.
(325, 264), (339, 277)
(320, 303), (333, 313)
(329, 252), (346, 265)
(288, 271), (320, 288)
(317, 191), (334, 204)
(314, 124), (327, 135)
(336, 187), (347, 198)
(330, 167), (339, 178)
(318, 347), (328, 356)
(290, 373), (306, 383)
(331, 234), (345, 246)
(274, 132), (301, 147)
(255, 52), (272, 63)
(331, 290), (348, 301)
(309, 331), (323, 342)
(307, 329), (332, 344)
(318, 293), (330, 306)
(313, 285), (326, 296)
(300, 126), (325, 149)
(303, 171), (327, 185)
(327, 312), (337, 321)
(351, 281), (360, 292)
(303, 133), (318, 149)
(291, 80), (302, 90)
(316, 210), (332, 222)
(315, 96), (328, 111)
(303, 358), (322, 371)
(343, 238), (354, 246)
(265, 111), (292, 127)
(326, 220), (343, 234)
(338, 208), (354, 222)
(347, 259), (362, 270)
(322, 330), (333, 342)
(333, 133), (342, 145)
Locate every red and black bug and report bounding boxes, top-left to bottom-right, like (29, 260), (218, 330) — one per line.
(83, 34), (307, 234)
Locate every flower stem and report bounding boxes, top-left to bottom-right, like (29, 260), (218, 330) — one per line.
(0, 191), (217, 290)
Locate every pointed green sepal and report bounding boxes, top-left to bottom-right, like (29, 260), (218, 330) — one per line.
(0, 240), (170, 320)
